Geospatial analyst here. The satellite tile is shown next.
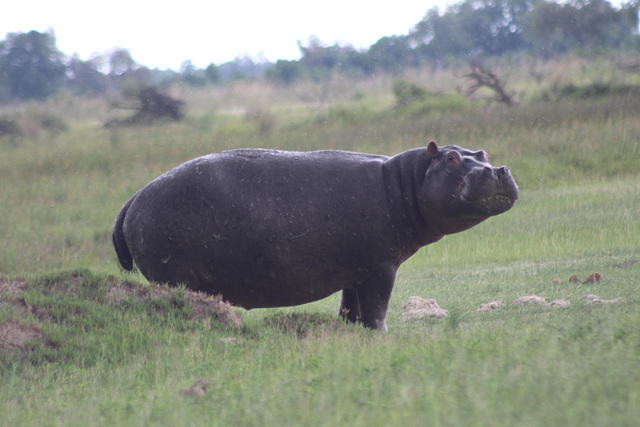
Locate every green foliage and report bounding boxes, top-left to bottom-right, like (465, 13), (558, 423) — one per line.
(2, 1), (639, 101)
(553, 82), (640, 99)
(204, 62), (221, 84)
(267, 59), (303, 85)
(0, 30), (66, 101)
(392, 80), (427, 108)
(68, 54), (108, 96)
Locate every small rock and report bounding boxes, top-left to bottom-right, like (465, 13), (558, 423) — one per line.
(569, 275), (581, 283)
(552, 278), (562, 284)
(219, 337), (237, 344)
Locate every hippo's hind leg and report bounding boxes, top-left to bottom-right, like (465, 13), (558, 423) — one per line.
(343, 264), (396, 331)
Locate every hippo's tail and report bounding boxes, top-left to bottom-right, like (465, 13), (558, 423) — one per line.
(112, 197), (134, 271)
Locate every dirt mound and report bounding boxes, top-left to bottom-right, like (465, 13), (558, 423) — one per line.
(105, 282), (242, 328)
(514, 295), (570, 307)
(401, 296), (450, 320)
(0, 275), (242, 355)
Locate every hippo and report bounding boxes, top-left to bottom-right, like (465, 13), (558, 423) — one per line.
(113, 142), (518, 330)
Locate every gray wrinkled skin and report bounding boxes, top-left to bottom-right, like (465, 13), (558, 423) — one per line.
(113, 142), (518, 330)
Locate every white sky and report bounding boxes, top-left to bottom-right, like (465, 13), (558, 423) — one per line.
(2, 0), (455, 70)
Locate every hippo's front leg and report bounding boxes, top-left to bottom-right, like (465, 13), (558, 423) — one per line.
(347, 264), (396, 331)
(340, 288), (361, 324)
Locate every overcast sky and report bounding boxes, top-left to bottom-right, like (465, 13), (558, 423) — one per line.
(2, 0), (456, 70)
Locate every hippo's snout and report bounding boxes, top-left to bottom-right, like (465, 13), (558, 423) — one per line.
(496, 166), (519, 200)
(459, 164), (518, 216)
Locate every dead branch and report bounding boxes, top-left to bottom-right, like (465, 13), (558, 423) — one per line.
(465, 61), (517, 107)
(105, 87), (184, 128)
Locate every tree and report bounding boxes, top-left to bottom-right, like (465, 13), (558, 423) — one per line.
(108, 48), (135, 77)
(205, 63), (221, 84)
(180, 60), (206, 86)
(339, 46), (376, 76)
(104, 48), (152, 91)
(105, 87), (184, 127)
(267, 59), (303, 85)
(410, 0), (533, 62)
(522, 0), (638, 55)
(298, 35), (339, 70)
(67, 54), (108, 95)
(367, 36), (414, 72)
(465, 61), (517, 106)
(0, 30), (66, 100)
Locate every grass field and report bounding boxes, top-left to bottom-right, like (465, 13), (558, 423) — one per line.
(1, 57), (639, 426)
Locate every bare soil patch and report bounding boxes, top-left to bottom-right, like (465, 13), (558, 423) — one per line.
(0, 320), (44, 355)
(0, 279), (26, 297)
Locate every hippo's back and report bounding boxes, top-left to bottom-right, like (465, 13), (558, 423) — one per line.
(117, 149), (403, 308)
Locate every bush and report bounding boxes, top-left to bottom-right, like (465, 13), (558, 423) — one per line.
(555, 83), (640, 100)
(392, 80), (427, 108)
(0, 116), (19, 139)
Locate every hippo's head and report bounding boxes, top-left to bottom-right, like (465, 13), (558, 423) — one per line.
(421, 141), (519, 236)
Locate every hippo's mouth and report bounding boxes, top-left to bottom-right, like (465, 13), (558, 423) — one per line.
(460, 192), (518, 216)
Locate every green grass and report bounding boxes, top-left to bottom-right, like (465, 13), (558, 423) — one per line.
(1, 56), (640, 425)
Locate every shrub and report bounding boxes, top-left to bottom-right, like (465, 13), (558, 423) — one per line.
(392, 80), (427, 108)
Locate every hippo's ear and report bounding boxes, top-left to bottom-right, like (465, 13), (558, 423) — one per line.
(427, 141), (438, 159)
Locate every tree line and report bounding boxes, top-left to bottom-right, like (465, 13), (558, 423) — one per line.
(270, 0), (639, 82)
(1, 0), (638, 102)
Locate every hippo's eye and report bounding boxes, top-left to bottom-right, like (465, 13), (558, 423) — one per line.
(445, 153), (460, 167)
